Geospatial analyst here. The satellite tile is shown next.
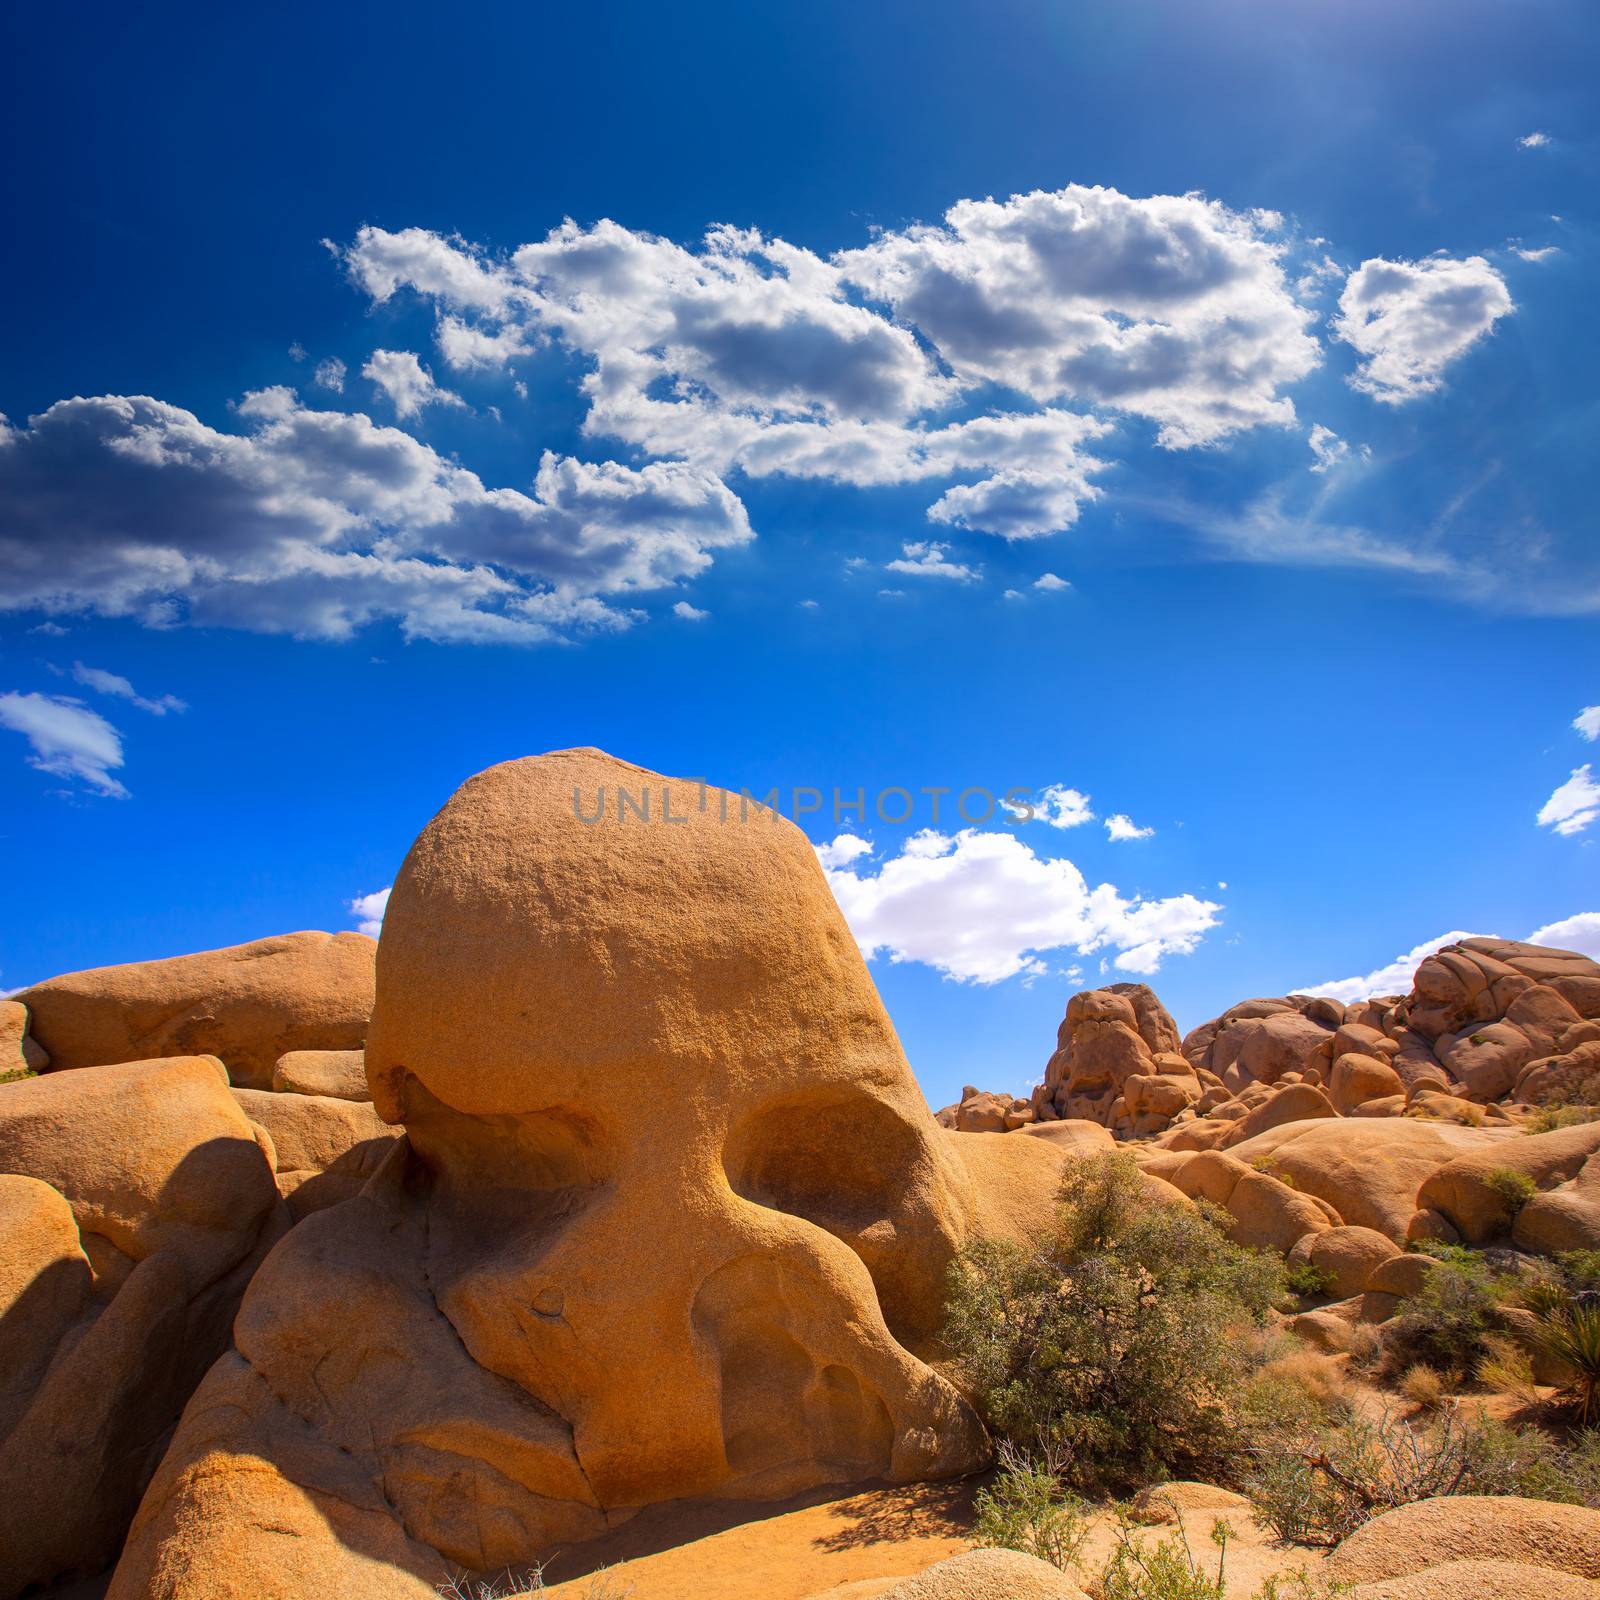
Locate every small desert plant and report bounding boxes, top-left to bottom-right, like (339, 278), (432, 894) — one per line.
(1346, 1322), (1386, 1374)
(1248, 1405), (1600, 1544)
(1096, 1515), (1231, 1600)
(1525, 1072), (1600, 1135)
(943, 1152), (1284, 1492)
(1483, 1166), (1537, 1220)
(972, 1441), (1093, 1571)
(1559, 1249), (1600, 1296)
(438, 1568), (631, 1600)
(1464, 1413), (1600, 1504)
(1284, 1262), (1336, 1300)
(1476, 1334), (1541, 1406)
(1242, 1342), (1354, 1425)
(1530, 1303), (1600, 1426)
(1249, 1157), (1297, 1189)
(0, 1067), (36, 1086)
(1527, 1103), (1600, 1133)
(1399, 1364), (1448, 1411)
(1387, 1248), (1502, 1372)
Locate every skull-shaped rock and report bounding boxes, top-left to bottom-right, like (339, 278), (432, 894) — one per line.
(111, 751), (1063, 1596)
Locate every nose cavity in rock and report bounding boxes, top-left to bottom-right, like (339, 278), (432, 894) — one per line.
(721, 1086), (960, 1350)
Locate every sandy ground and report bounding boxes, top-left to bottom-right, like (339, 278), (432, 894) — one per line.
(536, 1475), (1326, 1600)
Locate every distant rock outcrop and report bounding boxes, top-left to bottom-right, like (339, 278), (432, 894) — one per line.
(17, 931), (376, 1090)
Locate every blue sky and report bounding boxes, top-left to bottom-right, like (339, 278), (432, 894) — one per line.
(2, 0), (1596, 1109)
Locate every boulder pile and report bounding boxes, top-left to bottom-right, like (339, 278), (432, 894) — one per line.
(944, 938), (1600, 1151)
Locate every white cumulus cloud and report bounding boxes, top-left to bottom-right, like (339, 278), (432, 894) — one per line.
(1539, 765), (1600, 837)
(1105, 812), (1154, 841)
(1334, 255), (1513, 404)
(672, 600), (708, 620)
(1307, 423), (1369, 474)
(0, 392), (751, 646)
(818, 825), (1222, 983)
(815, 833), (872, 870)
(1306, 912), (1600, 1003)
(1525, 912), (1600, 960)
(313, 357), (346, 393)
(1033, 572), (1071, 592)
(1574, 706), (1600, 742)
(0, 691), (129, 797)
(884, 540), (980, 581)
(348, 886), (391, 938)
(1518, 132), (1551, 149)
(362, 350), (466, 419)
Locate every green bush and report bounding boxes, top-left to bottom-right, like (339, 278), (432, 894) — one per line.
(972, 1442), (1092, 1571)
(1483, 1166), (1537, 1220)
(943, 1152), (1284, 1493)
(1525, 1072), (1600, 1135)
(1284, 1262), (1336, 1300)
(1097, 1516), (1232, 1600)
(1558, 1249), (1600, 1295)
(1387, 1249), (1504, 1373)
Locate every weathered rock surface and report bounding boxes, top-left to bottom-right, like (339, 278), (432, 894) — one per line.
(271, 1046), (371, 1101)
(1418, 1119), (1600, 1247)
(110, 750), (1067, 1597)
(1325, 1495), (1600, 1590)
(0, 1057), (286, 1597)
(1224, 1117), (1511, 1241)
(232, 1086), (401, 1220)
(0, 1000), (48, 1076)
(871, 1549), (1088, 1600)
(17, 931), (376, 1089)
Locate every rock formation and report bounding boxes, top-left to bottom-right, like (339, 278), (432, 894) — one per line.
(1030, 983), (1198, 1136)
(17, 930), (376, 1089)
(0, 1000), (48, 1078)
(106, 749), (1068, 1597)
(0, 1057), (288, 1597)
(949, 937), (1600, 1164)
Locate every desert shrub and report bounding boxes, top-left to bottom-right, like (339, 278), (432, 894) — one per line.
(1531, 1302), (1600, 1426)
(1464, 1413), (1600, 1505)
(1247, 1404), (1600, 1545)
(1526, 1072), (1600, 1135)
(1484, 1166), (1537, 1220)
(1249, 1157), (1297, 1190)
(943, 1152), (1284, 1493)
(1399, 1365), (1447, 1411)
(0, 1067), (35, 1086)
(1284, 1262), (1335, 1300)
(1558, 1249), (1600, 1296)
(1387, 1249), (1503, 1372)
(972, 1442), (1093, 1571)
(438, 1569), (630, 1600)
(1241, 1342), (1354, 1427)
(1096, 1516), (1232, 1600)
(1476, 1334), (1540, 1406)
(1245, 1405), (1482, 1546)
(1346, 1323), (1386, 1374)
(1528, 1103), (1600, 1134)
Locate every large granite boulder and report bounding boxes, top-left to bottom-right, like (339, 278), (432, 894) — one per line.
(17, 931), (376, 1090)
(0, 1057), (287, 1596)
